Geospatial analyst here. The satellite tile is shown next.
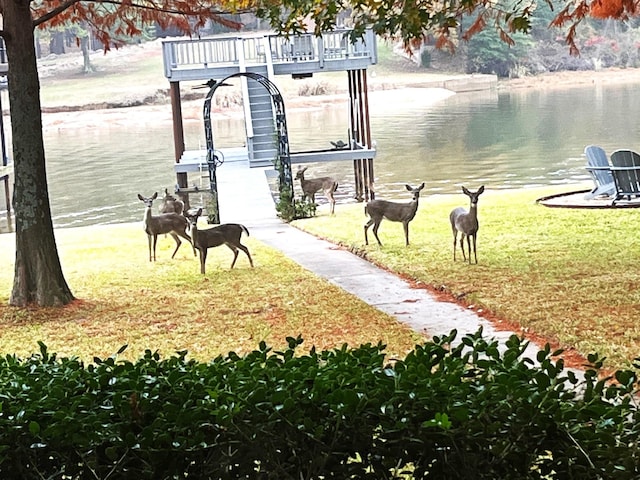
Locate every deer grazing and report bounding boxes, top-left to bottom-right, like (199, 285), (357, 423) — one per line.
(187, 208), (254, 274)
(364, 183), (425, 246)
(449, 185), (485, 264)
(137, 192), (193, 262)
(295, 166), (339, 214)
(159, 188), (184, 215)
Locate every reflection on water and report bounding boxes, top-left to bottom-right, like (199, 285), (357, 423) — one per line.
(4, 82), (640, 228)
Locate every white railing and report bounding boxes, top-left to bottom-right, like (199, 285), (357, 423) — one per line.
(162, 29), (376, 75)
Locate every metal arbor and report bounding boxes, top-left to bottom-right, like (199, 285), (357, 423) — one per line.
(202, 72), (293, 224)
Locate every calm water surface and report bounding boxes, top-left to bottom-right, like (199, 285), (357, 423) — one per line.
(7, 81), (640, 228)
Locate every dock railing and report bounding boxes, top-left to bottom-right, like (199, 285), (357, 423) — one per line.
(162, 29), (377, 78)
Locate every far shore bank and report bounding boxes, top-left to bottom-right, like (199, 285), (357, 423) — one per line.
(37, 65), (640, 132)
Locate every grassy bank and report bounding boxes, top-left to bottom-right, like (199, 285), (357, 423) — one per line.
(0, 223), (423, 362)
(293, 186), (640, 371)
(2, 186), (637, 371)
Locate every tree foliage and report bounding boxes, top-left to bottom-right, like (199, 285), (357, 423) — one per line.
(256, 0), (640, 55)
(29, 1), (244, 48)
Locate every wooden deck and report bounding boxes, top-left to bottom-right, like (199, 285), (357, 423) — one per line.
(175, 146), (378, 174)
(162, 30), (377, 82)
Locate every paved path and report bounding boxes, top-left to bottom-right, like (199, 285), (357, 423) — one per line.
(213, 158), (542, 355)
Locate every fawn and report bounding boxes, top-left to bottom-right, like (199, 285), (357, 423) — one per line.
(187, 208), (254, 274)
(295, 166), (339, 214)
(449, 185), (485, 264)
(138, 192), (193, 262)
(364, 183), (425, 246)
(159, 188), (184, 215)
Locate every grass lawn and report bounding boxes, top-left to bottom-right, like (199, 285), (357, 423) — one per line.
(0, 223), (424, 362)
(293, 185), (640, 371)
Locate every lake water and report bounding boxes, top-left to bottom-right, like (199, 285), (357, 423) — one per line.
(4, 81), (640, 228)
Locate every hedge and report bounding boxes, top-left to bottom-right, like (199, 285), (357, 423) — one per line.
(0, 330), (637, 479)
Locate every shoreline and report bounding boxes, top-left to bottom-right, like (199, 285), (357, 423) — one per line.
(38, 66), (640, 131)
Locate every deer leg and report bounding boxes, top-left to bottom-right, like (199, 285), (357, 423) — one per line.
(452, 229), (458, 261)
(459, 234), (467, 262)
(227, 246), (240, 269)
(152, 234), (159, 262)
(146, 234), (153, 262)
(199, 248), (208, 274)
(364, 218), (375, 245)
(177, 230), (195, 256)
(326, 190), (336, 214)
(465, 235), (472, 264)
(372, 220), (383, 246)
(403, 221), (410, 246)
(237, 244), (254, 268)
(169, 232), (182, 259)
(471, 234), (477, 264)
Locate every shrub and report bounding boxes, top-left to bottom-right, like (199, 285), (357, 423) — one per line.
(0, 331), (638, 479)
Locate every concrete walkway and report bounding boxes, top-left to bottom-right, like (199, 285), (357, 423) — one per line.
(214, 157), (541, 354)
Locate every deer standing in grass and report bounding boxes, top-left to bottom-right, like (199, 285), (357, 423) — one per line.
(295, 166), (339, 214)
(138, 192), (193, 262)
(364, 183), (425, 246)
(187, 208), (254, 274)
(449, 185), (485, 264)
(159, 188), (184, 215)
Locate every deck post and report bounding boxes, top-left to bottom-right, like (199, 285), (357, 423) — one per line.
(348, 69), (374, 202)
(170, 81), (190, 209)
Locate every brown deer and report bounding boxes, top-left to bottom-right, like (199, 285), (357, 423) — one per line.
(449, 185), (485, 264)
(295, 166), (339, 214)
(137, 192), (193, 262)
(187, 208), (254, 274)
(364, 183), (425, 246)
(159, 188), (184, 215)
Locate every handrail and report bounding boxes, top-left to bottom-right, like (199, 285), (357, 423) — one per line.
(162, 29), (376, 77)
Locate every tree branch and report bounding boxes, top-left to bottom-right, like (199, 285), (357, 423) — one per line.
(33, 0), (82, 27)
(76, 0), (240, 17)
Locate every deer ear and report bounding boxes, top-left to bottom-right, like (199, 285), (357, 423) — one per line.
(152, 192), (158, 200)
(478, 185), (485, 194)
(419, 182), (425, 190)
(197, 207), (203, 216)
(405, 184), (412, 192)
(137, 194), (144, 201)
(462, 186), (470, 195)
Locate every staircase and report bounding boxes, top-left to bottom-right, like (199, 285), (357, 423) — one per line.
(245, 75), (278, 168)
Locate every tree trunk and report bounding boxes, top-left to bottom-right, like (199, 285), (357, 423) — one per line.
(49, 31), (65, 55)
(80, 35), (94, 73)
(3, 0), (74, 306)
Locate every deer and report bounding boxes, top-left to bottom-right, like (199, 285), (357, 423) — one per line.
(364, 183), (425, 246)
(449, 185), (485, 264)
(295, 166), (339, 215)
(187, 208), (254, 274)
(159, 188), (184, 215)
(137, 192), (193, 262)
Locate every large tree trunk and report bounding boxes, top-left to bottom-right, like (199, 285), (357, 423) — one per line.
(3, 0), (74, 306)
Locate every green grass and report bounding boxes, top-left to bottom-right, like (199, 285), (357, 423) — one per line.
(293, 186), (640, 370)
(0, 223), (423, 362)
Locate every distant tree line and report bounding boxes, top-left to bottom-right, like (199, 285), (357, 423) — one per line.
(443, 3), (640, 77)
